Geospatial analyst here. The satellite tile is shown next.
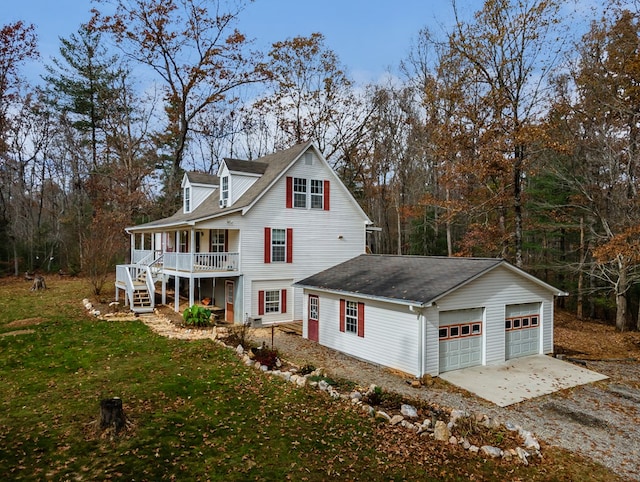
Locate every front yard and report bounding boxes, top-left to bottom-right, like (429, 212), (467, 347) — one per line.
(0, 276), (626, 480)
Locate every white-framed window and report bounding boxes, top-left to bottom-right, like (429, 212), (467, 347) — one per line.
(310, 179), (324, 209)
(345, 300), (358, 334)
(264, 289), (281, 313)
(210, 229), (225, 252)
(184, 186), (191, 212)
(221, 176), (229, 201)
(271, 228), (286, 262)
(293, 177), (307, 208)
(309, 295), (319, 320)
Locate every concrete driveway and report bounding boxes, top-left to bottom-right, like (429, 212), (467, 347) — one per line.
(438, 355), (609, 407)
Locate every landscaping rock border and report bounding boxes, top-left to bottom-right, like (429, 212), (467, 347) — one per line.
(231, 340), (540, 466)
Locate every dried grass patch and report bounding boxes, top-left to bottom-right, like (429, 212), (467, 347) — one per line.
(6, 317), (45, 328)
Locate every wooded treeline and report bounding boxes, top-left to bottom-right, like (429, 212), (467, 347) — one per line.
(2, 0), (640, 330)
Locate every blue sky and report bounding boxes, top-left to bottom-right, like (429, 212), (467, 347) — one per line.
(6, 0), (602, 86)
(6, 0), (468, 85)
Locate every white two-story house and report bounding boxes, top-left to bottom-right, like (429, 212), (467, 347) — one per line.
(115, 142), (373, 324)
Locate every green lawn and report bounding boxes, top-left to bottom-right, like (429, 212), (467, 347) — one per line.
(0, 277), (621, 481)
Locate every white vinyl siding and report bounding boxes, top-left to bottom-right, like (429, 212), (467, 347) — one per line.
(237, 148), (368, 324)
(252, 279), (292, 324)
(306, 291), (421, 376)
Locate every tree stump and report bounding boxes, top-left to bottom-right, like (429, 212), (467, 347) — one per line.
(100, 397), (126, 432)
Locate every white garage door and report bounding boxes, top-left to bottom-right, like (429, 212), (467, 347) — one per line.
(439, 308), (483, 373)
(505, 303), (540, 360)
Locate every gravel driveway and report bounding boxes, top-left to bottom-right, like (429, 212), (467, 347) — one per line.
(252, 327), (640, 481)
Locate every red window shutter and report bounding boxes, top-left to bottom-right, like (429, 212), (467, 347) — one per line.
(357, 302), (365, 338)
(339, 299), (345, 332)
(286, 228), (293, 263)
(286, 176), (293, 208)
(281, 289), (287, 313)
(224, 229), (228, 252)
(323, 180), (330, 211)
(258, 290), (265, 315)
(264, 227), (271, 263)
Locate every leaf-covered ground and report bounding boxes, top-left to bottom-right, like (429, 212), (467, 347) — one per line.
(0, 276), (625, 481)
(554, 310), (640, 360)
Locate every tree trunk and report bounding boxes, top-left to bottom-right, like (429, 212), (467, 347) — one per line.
(576, 217), (585, 320)
(100, 397), (126, 432)
(446, 188), (453, 257)
(513, 145), (524, 268)
(615, 267), (628, 332)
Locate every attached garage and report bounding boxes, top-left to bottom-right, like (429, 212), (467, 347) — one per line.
(439, 308), (483, 372)
(296, 255), (567, 377)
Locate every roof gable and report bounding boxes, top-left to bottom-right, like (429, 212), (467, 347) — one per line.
(127, 142), (371, 231)
(295, 255), (564, 306)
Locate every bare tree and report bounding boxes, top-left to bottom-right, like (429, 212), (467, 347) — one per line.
(90, 0), (266, 214)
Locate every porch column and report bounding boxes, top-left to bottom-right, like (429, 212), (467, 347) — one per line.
(130, 232), (135, 264)
(189, 275), (195, 307)
(174, 276), (180, 312)
(162, 276), (166, 305)
(190, 227), (195, 266)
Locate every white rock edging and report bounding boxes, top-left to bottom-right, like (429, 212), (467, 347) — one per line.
(228, 340), (542, 465)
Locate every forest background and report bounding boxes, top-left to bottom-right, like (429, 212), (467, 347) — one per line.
(2, 0), (640, 332)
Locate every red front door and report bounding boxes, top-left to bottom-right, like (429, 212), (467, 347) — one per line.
(308, 295), (319, 342)
(225, 280), (234, 323)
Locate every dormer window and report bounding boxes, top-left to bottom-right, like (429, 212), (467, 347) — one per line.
(222, 176), (229, 201)
(184, 186), (191, 212)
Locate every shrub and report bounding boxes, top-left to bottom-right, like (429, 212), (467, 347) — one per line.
(183, 305), (212, 327)
(224, 323), (253, 348)
(253, 346), (280, 370)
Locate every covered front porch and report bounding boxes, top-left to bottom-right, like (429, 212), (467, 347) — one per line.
(116, 227), (242, 316)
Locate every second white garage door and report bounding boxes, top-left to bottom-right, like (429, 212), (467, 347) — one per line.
(439, 308), (483, 373)
(505, 303), (540, 359)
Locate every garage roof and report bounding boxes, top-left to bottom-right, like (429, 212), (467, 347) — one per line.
(295, 254), (565, 306)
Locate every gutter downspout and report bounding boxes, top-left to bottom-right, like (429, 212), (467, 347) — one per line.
(410, 303), (432, 378)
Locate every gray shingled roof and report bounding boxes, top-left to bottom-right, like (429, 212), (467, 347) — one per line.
(186, 171), (219, 185)
(295, 254), (505, 305)
(224, 158), (268, 175)
(127, 142), (312, 231)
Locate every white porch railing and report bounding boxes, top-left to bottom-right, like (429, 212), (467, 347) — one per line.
(133, 249), (154, 264)
(134, 250), (239, 273)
